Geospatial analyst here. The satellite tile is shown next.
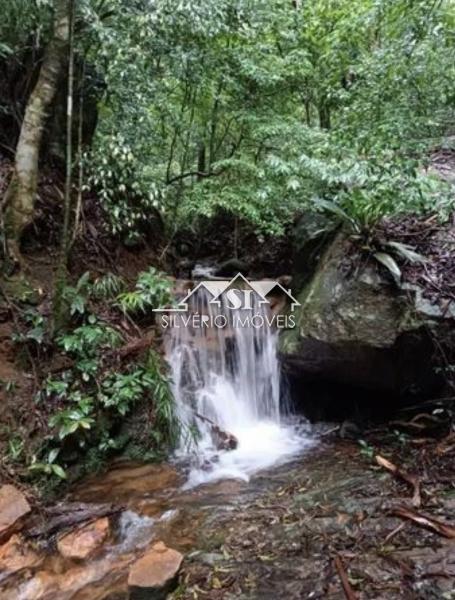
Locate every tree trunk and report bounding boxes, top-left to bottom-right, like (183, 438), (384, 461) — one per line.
(53, 0), (75, 332)
(4, 0), (70, 260)
(60, 0), (75, 268)
(318, 103), (331, 130)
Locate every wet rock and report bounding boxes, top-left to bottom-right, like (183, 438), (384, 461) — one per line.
(215, 258), (249, 277)
(0, 485), (31, 542)
(212, 424), (238, 451)
(0, 534), (41, 573)
(195, 412), (238, 451)
(339, 420), (362, 440)
(4, 556), (131, 600)
(8, 570), (57, 600)
(281, 232), (450, 403)
(57, 517), (110, 559)
(128, 541), (183, 600)
(72, 463), (180, 504)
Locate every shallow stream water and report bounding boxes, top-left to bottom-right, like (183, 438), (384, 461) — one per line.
(2, 437), (454, 599)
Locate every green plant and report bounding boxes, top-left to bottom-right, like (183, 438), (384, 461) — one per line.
(392, 430), (410, 447)
(58, 316), (121, 356)
(1, 379), (17, 394)
(11, 307), (46, 346)
(83, 0), (455, 239)
(35, 324), (178, 482)
(144, 349), (179, 446)
(116, 267), (172, 314)
(48, 392), (95, 440)
(91, 273), (126, 300)
(60, 271), (92, 316)
(100, 369), (149, 416)
(358, 439), (375, 460)
(8, 437), (24, 461)
(29, 449), (67, 479)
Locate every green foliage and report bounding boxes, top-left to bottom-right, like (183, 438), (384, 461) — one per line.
(116, 267), (172, 314)
(8, 436), (24, 461)
(80, 0), (455, 238)
(100, 369), (151, 416)
(48, 391), (95, 440)
(35, 340), (177, 481)
(11, 307), (46, 346)
(358, 439), (375, 460)
(0, 0), (53, 56)
(58, 316), (121, 355)
(38, 341), (177, 481)
(60, 272), (92, 317)
(29, 449), (67, 480)
(7, 267), (179, 485)
(2, 0), (454, 238)
(91, 273), (126, 299)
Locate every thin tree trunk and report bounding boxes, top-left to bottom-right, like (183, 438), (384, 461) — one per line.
(71, 59), (85, 246)
(318, 103), (331, 130)
(4, 0), (70, 261)
(53, 0), (75, 330)
(60, 0), (75, 266)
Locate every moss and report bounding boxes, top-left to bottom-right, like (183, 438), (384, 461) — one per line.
(1, 274), (41, 306)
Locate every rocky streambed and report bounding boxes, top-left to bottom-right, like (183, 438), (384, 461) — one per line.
(0, 429), (454, 599)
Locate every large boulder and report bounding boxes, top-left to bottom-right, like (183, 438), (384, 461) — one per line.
(281, 232), (453, 409)
(128, 541), (183, 600)
(0, 485), (31, 543)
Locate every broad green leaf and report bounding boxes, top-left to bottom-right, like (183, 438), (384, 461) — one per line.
(374, 252), (401, 283)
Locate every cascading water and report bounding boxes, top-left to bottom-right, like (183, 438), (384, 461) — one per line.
(164, 278), (310, 487)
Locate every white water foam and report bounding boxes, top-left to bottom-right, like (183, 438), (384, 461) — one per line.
(165, 284), (311, 487)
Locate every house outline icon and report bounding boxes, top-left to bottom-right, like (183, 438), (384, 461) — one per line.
(153, 273), (301, 313)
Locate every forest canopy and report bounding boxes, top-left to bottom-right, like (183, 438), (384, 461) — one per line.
(1, 0), (454, 248)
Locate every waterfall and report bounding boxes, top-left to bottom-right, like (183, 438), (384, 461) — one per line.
(164, 278), (309, 487)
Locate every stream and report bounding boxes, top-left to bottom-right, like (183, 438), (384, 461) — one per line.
(1, 277), (454, 599)
(4, 440), (454, 599)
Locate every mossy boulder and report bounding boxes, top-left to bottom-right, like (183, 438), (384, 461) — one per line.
(281, 232), (451, 398)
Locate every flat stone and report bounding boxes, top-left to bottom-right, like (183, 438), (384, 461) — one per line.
(0, 534), (41, 573)
(0, 485), (31, 541)
(128, 541), (183, 600)
(57, 517), (110, 560)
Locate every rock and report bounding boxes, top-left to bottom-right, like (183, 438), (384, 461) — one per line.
(0, 485), (31, 542)
(215, 258), (249, 277)
(281, 232), (451, 407)
(292, 211), (338, 289)
(4, 555), (132, 600)
(128, 541), (183, 600)
(339, 420), (362, 440)
(57, 517), (110, 560)
(195, 413), (238, 451)
(212, 425), (238, 451)
(0, 534), (41, 573)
